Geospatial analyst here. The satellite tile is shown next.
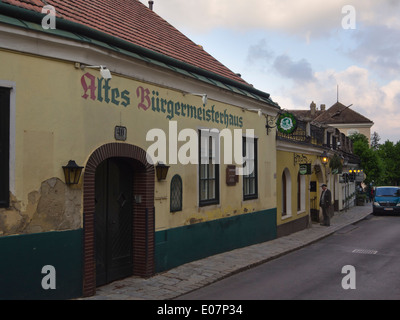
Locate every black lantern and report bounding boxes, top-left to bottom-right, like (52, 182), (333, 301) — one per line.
(63, 160), (84, 185)
(320, 151), (329, 165)
(156, 162), (170, 181)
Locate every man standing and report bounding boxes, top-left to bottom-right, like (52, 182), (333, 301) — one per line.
(319, 184), (331, 226)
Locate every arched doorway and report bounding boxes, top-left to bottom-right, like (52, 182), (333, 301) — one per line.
(82, 143), (155, 297)
(95, 158), (134, 286)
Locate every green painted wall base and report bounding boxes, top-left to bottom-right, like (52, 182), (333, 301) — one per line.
(0, 230), (82, 300)
(155, 209), (277, 273)
(0, 210), (277, 298)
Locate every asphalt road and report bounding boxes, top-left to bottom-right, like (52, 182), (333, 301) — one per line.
(177, 214), (400, 300)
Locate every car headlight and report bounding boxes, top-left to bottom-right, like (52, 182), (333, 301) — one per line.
(373, 202), (380, 207)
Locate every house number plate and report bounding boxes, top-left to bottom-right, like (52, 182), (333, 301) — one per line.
(115, 126), (127, 141)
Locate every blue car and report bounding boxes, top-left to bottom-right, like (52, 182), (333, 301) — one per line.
(373, 186), (400, 215)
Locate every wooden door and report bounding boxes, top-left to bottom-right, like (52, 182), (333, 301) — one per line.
(95, 158), (134, 286)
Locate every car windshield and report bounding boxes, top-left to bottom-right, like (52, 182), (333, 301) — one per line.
(375, 187), (400, 197)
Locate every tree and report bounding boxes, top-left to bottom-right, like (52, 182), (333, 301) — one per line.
(349, 132), (369, 146)
(370, 131), (380, 151)
(349, 133), (384, 184)
(377, 140), (400, 185)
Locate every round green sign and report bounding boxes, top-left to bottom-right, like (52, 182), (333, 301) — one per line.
(276, 112), (297, 134)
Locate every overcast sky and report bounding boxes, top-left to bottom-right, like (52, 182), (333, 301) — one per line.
(139, 0), (400, 143)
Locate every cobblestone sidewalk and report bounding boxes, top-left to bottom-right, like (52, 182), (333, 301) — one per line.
(80, 204), (372, 300)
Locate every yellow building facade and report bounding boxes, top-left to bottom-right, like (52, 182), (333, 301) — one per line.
(0, 5), (279, 299)
(275, 116), (359, 237)
(276, 147), (328, 237)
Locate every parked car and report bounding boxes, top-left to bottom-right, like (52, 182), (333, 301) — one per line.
(372, 186), (400, 215)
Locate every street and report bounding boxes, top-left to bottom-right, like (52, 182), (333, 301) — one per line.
(177, 214), (400, 300)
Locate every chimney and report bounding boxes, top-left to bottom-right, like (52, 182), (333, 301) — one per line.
(310, 101), (316, 116)
(320, 104), (326, 111)
(149, 1), (154, 10)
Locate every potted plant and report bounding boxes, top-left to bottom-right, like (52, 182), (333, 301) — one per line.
(356, 193), (366, 206)
(329, 153), (343, 174)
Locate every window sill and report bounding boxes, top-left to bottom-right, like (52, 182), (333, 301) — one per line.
(281, 213), (292, 220)
(243, 195), (258, 201)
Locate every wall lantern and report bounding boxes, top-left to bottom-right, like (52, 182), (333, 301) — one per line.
(63, 160), (84, 185)
(156, 162), (170, 181)
(320, 151), (329, 165)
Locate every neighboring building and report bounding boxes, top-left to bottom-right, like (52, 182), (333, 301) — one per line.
(294, 101), (374, 142)
(276, 107), (361, 237)
(0, 0), (280, 299)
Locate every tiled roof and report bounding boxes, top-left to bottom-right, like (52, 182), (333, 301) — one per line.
(289, 109), (324, 120)
(314, 102), (374, 125)
(290, 101), (373, 125)
(1, 0), (247, 85)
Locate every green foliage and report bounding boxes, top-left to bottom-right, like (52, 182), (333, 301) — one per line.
(329, 153), (343, 172)
(349, 132), (400, 186)
(370, 131), (380, 151)
(376, 140), (400, 185)
(349, 132), (369, 146)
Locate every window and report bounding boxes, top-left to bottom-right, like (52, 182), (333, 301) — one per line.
(243, 136), (258, 200)
(199, 131), (219, 206)
(282, 171), (287, 216)
(282, 168), (291, 217)
(170, 175), (182, 212)
(332, 136), (337, 150)
(297, 172), (306, 212)
(0, 88), (10, 208)
(297, 173), (301, 211)
(326, 132), (331, 148)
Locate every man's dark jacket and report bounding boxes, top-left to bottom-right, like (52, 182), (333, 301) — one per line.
(320, 189), (332, 208)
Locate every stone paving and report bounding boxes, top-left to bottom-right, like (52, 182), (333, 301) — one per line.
(80, 204), (372, 300)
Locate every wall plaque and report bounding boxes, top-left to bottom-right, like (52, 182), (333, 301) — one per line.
(115, 126), (127, 141)
(226, 165), (239, 186)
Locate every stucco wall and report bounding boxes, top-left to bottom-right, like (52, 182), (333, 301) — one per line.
(0, 49), (277, 236)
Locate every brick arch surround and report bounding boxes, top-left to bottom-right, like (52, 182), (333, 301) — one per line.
(82, 143), (155, 297)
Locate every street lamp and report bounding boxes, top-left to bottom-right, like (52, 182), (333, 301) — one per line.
(62, 160), (84, 185)
(156, 162), (170, 181)
(320, 151), (329, 165)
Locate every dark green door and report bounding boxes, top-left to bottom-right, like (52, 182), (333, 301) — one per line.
(95, 158), (134, 286)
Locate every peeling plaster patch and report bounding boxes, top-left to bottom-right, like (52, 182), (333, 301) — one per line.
(47, 177), (57, 188)
(0, 208), (23, 235)
(188, 217), (204, 225)
(0, 178), (82, 236)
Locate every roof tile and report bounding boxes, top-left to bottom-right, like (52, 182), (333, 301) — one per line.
(2, 0), (247, 85)
(314, 102), (374, 124)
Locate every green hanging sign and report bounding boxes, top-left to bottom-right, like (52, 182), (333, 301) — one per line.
(276, 112), (297, 134)
(299, 163), (312, 175)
